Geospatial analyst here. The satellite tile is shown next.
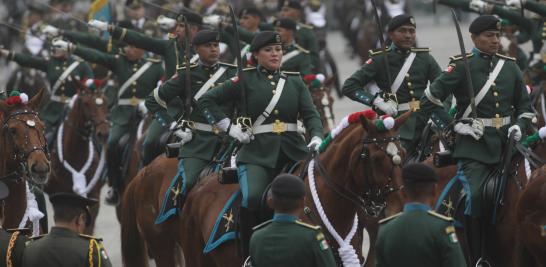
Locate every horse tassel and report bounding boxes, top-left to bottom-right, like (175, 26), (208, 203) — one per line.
(18, 181), (44, 237)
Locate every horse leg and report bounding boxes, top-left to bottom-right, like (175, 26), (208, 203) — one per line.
(121, 172), (149, 267)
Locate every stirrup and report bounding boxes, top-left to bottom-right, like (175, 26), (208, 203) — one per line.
(475, 258), (492, 267)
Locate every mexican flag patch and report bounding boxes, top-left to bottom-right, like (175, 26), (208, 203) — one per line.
(319, 239), (330, 250)
(366, 58), (373, 65)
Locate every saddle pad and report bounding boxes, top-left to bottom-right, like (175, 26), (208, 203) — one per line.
(435, 177), (463, 219)
(203, 189), (241, 254)
(155, 160), (186, 224)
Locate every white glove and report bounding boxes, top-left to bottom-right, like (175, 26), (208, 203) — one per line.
(229, 124), (251, 144)
(41, 25), (59, 36)
(0, 49), (9, 57)
(500, 36), (511, 52)
(138, 101), (148, 116)
(174, 128), (193, 144)
(216, 118), (231, 132)
(373, 95), (398, 116)
(508, 125), (522, 141)
(52, 39), (73, 52)
(454, 120), (484, 140)
(469, 0), (487, 13)
(157, 15), (177, 30)
(88, 19), (109, 31)
(307, 136), (322, 151)
(203, 15), (222, 27)
(506, 0), (525, 8)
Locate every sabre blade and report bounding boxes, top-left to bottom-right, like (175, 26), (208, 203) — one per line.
(42, 3), (89, 26)
(228, 5), (247, 118)
(370, 0), (392, 92)
(450, 9), (477, 119)
(182, 15), (192, 121)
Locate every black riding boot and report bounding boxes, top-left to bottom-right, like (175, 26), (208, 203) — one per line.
(464, 216), (483, 266)
(239, 207), (258, 258)
(105, 147), (121, 206)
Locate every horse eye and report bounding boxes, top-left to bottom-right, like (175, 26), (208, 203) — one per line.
(9, 127), (16, 135)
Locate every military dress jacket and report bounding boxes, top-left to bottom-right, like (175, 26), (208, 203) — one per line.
(419, 50), (534, 164)
(249, 214), (336, 267)
(295, 22), (320, 70)
(342, 46), (442, 141)
(73, 45), (165, 126)
(6, 52), (94, 125)
(199, 66), (323, 168)
(21, 227), (112, 267)
(145, 62), (238, 160)
(0, 228), (28, 267)
(63, 30), (122, 54)
(375, 203), (467, 267)
(281, 43), (312, 75)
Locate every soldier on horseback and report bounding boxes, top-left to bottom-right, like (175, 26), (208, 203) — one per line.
(341, 14), (443, 157)
(145, 30), (238, 223)
(198, 31), (323, 257)
(417, 15), (535, 266)
(0, 40), (94, 143)
(52, 31), (165, 205)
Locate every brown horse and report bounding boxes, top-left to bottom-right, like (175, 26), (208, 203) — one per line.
(120, 155), (182, 267)
(311, 78), (336, 135)
(0, 89), (50, 230)
(179, 111), (411, 267)
(426, 139), (546, 267)
(44, 81), (110, 234)
(517, 165), (546, 267)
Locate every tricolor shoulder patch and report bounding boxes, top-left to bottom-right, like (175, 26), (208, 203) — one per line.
(445, 226), (458, 243)
(366, 58), (373, 65)
(230, 76), (239, 83)
(446, 64), (456, 73)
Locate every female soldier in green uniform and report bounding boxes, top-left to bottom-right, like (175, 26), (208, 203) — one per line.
(199, 31), (323, 256)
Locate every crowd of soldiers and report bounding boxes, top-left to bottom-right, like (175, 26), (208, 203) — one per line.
(0, 0), (545, 266)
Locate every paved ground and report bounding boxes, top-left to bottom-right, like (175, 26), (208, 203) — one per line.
(12, 11), (532, 266)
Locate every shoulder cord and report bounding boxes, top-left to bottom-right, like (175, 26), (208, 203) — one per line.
(6, 231), (20, 267)
(88, 239), (102, 267)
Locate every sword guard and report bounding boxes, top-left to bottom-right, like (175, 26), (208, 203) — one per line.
(236, 117), (252, 131)
(179, 120), (195, 130)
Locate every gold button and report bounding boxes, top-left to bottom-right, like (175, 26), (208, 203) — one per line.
(61, 86), (65, 90)
(268, 75), (273, 79)
(132, 81), (137, 86)
(407, 82), (412, 87)
(495, 102), (500, 108)
(495, 114), (500, 118)
(405, 74), (410, 78)
(272, 90), (276, 94)
(492, 82), (496, 86)
(274, 110), (279, 115)
(270, 81), (276, 86)
(409, 90), (414, 95)
(133, 68), (138, 72)
(493, 92), (498, 96)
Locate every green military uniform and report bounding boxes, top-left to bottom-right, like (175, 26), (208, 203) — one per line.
(21, 227), (111, 267)
(72, 44), (164, 187)
(0, 228), (28, 267)
(5, 52), (94, 135)
(250, 214), (336, 267)
(199, 65), (323, 209)
(419, 48), (533, 216)
(375, 203), (467, 267)
(295, 22), (320, 70)
(341, 45), (442, 149)
(145, 61), (238, 193)
(63, 30), (122, 55)
(281, 44), (312, 75)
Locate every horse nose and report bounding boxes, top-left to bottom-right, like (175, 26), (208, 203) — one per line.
(31, 162), (50, 174)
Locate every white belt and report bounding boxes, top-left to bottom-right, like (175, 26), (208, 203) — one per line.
(253, 122), (298, 135)
(398, 100), (421, 111)
(118, 98), (143, 106)
(477, 116), (511, 129)
(50, 95), (71, 103)
(193, 122), (220, 134)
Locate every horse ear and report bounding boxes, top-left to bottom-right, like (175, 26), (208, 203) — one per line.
(359, 114), (372, 132)
(27, 88), (45, 111)
(393, 111), (413, 131)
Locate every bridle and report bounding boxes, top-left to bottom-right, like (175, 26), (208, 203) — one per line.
(1, 109), (49, 181)
(311, 133), (404, 218)
(63, 91), (109, 140)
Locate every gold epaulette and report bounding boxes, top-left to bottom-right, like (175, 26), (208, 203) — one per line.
(167, 33), (177, 39)
(295, 220), (321, 230)
(449, 53), (473, 61)
(252, 220), (272, 231)
(79, 234), (103, 241)
(146, 57), (162, 63)
(427, 211), (454, 221)
(411, 47), (431, 53)
(294, 44), (310, 54)
(369, 49), (384, 56)
(298, 22), (314, 30)
(379, 212), (402, 224)
(219, 62), (237, 67)
(6, 228), (30, 234)
(243, 67), (257, 71)
(283, 71), (301, 75)
(176, 63), (198, 70)
(496, 53), (516, 61)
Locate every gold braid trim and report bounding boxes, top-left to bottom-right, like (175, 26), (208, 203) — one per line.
(88, 239), (93, 267)
(88, 239), (101, 267)
(6, 231), (20, 267)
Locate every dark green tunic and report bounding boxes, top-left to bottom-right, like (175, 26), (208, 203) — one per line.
(341, 46), (442, 142)
(250, 214), (336, 267)
(6, 52), (94, 128)
(375, 203), (467, 267)
(22, 227), (112, 267)
(199, 66), (323, 168)
(0, 228), (28, 267)
(281, 43), (312, 75)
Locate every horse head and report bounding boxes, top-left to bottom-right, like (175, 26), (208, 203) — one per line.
(355, 110), (412, 217)
(0, 89), (50, 184)
(70, 78), (110, 145)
